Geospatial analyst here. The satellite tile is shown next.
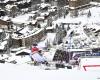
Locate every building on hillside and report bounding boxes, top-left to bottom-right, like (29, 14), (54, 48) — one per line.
(92, 0), (100, 2)
(12, 28), (46, 48)
(0, 19), (13, 30)
(51, 0), (58, 6)
(68, 0), (90, 17)
(69, 0), (90, 9)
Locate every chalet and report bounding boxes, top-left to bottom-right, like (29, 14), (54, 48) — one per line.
(12, 28), (46, 48)
(0, 19), (9, 29)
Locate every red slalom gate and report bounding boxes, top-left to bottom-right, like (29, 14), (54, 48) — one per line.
(83, 65), (100, 71)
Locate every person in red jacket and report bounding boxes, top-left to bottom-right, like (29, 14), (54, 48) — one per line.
(31, 44), (39, 53)
(31, 46), (39, 53)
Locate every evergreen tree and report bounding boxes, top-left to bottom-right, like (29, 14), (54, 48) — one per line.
(66, 10), (69, 15)
(64, 14), (66, 18)
(87, 10), (91, 17)
(56, 24), (58, 28)
(45, 39), (50, 49)
(53, 36), (57, 45)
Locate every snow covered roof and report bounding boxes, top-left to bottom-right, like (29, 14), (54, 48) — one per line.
(11, 47), (26, 52)
(69, 3), (90, 10)
(0, 0), (9, 3)
(46, 26), (54, 30)
(28, 20), (37, 25)
(12, 28), (44, 39)
(11, 13), (36, 24)
(48, 8), (56, 12)
(90, 2), (100, 6)
(0, 0), (16, 3)
(17, 0), (31, 4)
(0, 41), (7, 50)
(40, 3), (51, 9)
(5, 4), (17, 11)
(40, 12), (49, 17)
(1, 16), (10, 21)
(36, 16), (45, 21)
(30, 10), (38, 14)
(67, 48), (91, 52)
(15, 49), (31, 55)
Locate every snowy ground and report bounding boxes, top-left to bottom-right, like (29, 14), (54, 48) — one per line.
(0, 63), (99, 80)
(79, 57), (100, 71)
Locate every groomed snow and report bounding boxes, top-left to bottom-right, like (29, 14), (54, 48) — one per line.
(0, 63), (99, 80)
(79, 57), (100, 71)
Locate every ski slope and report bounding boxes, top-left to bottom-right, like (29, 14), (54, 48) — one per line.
(0, 63), (99, 80)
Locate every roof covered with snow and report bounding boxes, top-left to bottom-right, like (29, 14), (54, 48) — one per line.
(12, 28), (44, 39)
(11, 13), (36, 24)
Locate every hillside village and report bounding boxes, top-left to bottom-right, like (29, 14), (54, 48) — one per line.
(0, 0), (100, 80)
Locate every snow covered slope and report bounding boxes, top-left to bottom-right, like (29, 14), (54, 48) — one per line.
(0, 63), (99, 80)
